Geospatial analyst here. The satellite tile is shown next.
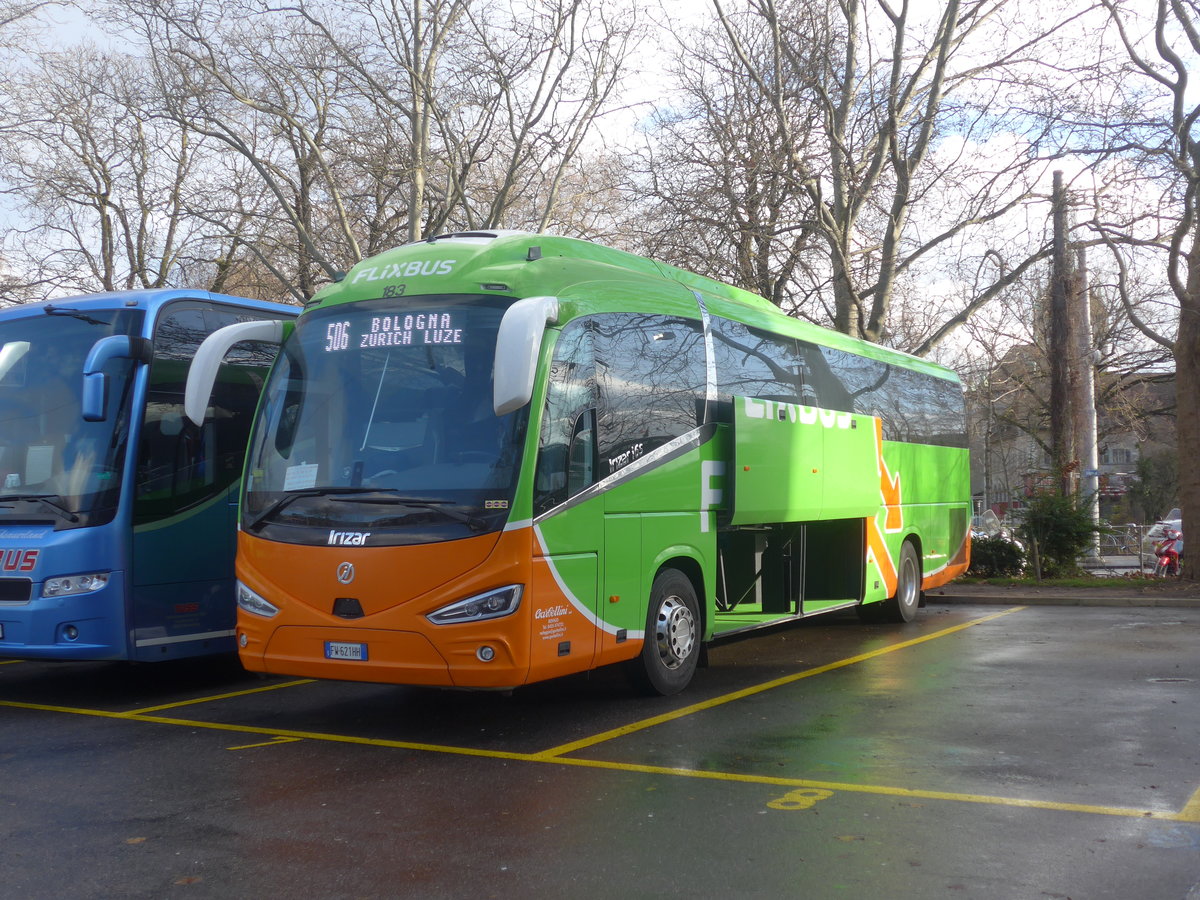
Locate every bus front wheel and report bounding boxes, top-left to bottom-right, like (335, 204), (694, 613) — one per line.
(634, 568), (701, 696)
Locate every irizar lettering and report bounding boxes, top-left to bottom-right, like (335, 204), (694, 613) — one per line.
(743, 396), (852, 429)
(608, 442), (644, 471)
(328, 530), (371, 546)
(351, 259), (456, 283)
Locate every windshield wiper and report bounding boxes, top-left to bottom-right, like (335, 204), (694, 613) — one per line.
(330, 493), (487, 532)
(43, 305), (110, 326)
(248, 488), (491, 533)
(245, 486), (381, 532)
(0, 493), (80, 523)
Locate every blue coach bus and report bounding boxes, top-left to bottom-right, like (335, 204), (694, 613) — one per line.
(0, 290), (295, 661)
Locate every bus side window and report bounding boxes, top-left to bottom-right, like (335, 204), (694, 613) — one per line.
(710, 317), (805, 409)
(593, 313), (706, 477)
(534, 320), (596, 514)
(817, 345), (891, 420)
(567, 408), (596, 497)
(814, 346), (965, 447)
(135, 303), (281, 525)
(799, 340), (854, 411)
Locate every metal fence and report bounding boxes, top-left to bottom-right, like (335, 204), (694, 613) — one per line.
(1084, 523), (1177, 575)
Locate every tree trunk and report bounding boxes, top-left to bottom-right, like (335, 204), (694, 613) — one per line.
(1173, 235), (1200, 581)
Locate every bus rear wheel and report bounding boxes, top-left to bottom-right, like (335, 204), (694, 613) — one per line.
(634, 568), (700, 696)
(881, 540), (921, 623)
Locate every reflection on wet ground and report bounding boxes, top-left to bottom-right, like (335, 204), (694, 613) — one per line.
(2, 604), (1198, 899)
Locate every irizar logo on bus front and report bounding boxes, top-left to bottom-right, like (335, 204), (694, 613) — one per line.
(328, 530), (371, 546)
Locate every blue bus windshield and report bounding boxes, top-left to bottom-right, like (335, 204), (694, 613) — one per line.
(0, 308), (143, 529)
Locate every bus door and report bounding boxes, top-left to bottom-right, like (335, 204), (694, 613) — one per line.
(529, 321), (601, 679)
(797, 342), (886, 613)
(130, 301), (281, 660)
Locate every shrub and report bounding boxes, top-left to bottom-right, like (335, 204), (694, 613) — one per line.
(1017, 491), (1099, 578)
(968, 534), (1026, 577)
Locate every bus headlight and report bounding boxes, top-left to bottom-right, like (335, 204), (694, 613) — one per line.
(237, 580), (279, 618)
(426, 585), (522, 625)
(42, 572), (109, 598)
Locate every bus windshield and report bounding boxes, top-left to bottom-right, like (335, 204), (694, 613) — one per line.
(0, 307), (143, 529)
(242, 295), (527, 545)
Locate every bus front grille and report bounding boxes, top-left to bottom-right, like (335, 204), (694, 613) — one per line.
(0, 579), (32, 603)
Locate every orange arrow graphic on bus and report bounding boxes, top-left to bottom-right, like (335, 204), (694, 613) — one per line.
(875, 418), (902, 532)
(867, 519), (898, 596)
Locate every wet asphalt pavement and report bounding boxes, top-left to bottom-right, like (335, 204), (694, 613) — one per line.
(1, 601), (1198, 899)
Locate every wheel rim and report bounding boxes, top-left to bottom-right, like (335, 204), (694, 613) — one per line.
(654, 594), (696, 670)
(899, 552), (919, 610)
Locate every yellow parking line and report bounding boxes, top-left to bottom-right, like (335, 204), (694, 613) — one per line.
(0, 700), (541, 761)
(3, 695), (1192, 822)
(1178, 786), (1200, 823)
(227, 736), (303, 750)
(534, 607), (1026, 760)
(127, 679), (315, 714)
(545, 756), (1187, 821)
(2, 693), (1195, 822)
(0, 659), (23, 665)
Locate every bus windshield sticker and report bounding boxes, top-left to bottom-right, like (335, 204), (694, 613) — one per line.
(283, 463), (319, 491)
(25, 445), (54, 485)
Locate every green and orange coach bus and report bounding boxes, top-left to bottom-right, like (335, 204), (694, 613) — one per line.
(185, 231), (970, 695)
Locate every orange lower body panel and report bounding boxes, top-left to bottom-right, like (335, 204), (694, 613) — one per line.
(235, 525), (623, 689)
(922, 532), (971, 591)
(236, 528), (536, 688)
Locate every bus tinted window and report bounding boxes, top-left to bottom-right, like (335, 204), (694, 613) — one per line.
(0, 308), (141, 529)
(593, 313), (706, 476)
(135, 303), (279, 524)
(817, 346), (966, 447)
(710, 318), (811, 405)
(535, 319), (597, 514)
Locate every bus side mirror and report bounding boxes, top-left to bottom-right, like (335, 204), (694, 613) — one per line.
(184, 319), (288, 427)
(81, 335), (153, 422)
(494, 296), (559, 416)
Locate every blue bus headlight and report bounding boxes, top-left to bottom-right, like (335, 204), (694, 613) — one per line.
(236, 580), (279, 618)
(426, 585), (522, 625)
(42, 573), (109, 598)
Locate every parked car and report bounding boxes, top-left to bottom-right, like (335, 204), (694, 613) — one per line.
(1147, 508), (1182, 541)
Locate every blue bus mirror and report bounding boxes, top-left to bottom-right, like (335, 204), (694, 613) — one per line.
(81, 371), (108, 422)
(81, 335), (153, 422)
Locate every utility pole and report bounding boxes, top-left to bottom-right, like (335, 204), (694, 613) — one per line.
(1072, 244), (1101, 554)
(1049, 171), (1074, 496)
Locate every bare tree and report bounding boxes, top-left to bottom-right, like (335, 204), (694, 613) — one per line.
(679, 0), (1081, 352)
(107, 0), (639, 301)
(959, 252), (1171, 509)
(118, 0), (365, 300)
(289, 0), (641, 240)
(1059, 0), (1200, 576)
(0, 44), (239, 296)
(628, 1), (826, 309)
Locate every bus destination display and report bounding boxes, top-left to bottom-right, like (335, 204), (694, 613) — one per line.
(324, 313), (465, 352)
